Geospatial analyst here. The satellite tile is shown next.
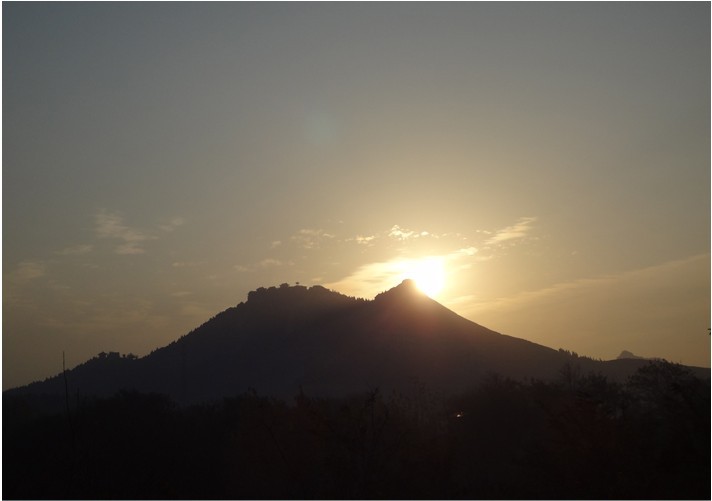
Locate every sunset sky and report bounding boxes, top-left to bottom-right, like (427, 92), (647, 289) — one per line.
(3, 2), (710, 389)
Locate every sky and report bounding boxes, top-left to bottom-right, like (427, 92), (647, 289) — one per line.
(2, 2), (710, 390)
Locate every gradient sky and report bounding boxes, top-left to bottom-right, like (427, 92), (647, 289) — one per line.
(3, 2), (710, 389)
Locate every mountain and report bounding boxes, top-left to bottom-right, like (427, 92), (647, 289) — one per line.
(617, 350), (648, 360)
(5, 281), (708, 405)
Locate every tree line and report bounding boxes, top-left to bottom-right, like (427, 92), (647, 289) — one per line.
(3, 360), (709, 499)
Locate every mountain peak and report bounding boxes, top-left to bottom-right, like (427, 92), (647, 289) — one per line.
(617, 350), (647, 360)
(397, 278), (418, 289)
(392, 278), (420, 293)
(374, 279), (425, 302)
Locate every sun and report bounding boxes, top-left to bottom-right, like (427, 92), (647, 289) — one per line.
(401, 257), (446, 298)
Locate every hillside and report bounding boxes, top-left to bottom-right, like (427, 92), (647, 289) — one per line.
(5, 281), (707, 405)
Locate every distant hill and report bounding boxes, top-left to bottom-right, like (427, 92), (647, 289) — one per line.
(5, 280), (709, 406)
(618, 350), (647, 360)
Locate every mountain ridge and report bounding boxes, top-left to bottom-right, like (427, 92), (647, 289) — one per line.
(5, 281), (708, 406)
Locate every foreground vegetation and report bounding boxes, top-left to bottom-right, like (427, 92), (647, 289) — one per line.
(4, 360), (709, 499)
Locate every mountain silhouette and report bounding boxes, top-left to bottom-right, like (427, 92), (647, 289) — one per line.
(5, 281), (708, 405)
(617, 349), (648, 360)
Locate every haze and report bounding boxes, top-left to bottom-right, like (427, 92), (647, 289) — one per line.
(3, 2), (709, 390)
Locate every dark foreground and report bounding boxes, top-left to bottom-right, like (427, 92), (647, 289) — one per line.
(3, 360), (710, 499)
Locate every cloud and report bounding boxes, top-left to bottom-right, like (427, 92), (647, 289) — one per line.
(235, 258), (293, 273)
(458, 253), (710, 365)
(388, 225), (433, 241)
(259, 258), (285, 268)
(38, 297), (168, 334)
(115, 243), (147, 255)
(388, 225), (416, 240)
(324, 244), (482, 300)
(178, 301), (216, 319)
(4, 261), (49, 306)
(158, 217), (185, 232)
(486, 217), (537, 245)
(9, 261), (46, 284)
(275, 223), (450, 255)
(464, 253), (710, 316)
(291, 228), (335, 249)
(355, 235), (376, 246)
(455, 247), (478, 257)
(56, 244), (93, 256)
(172, 261), (204, 268)
(95, 210), (154, 255)
(324, 259), (410, 298)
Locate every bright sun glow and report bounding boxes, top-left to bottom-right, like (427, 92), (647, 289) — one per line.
(400, 257), (446, 298)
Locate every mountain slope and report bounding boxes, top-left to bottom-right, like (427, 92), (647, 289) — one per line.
(5, 281), (707, 404)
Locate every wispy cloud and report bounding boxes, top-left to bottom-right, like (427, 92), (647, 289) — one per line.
(4, 261), (49, 307)
(324, 246), (482, 299)
(56, 244), (93, 256)
(388, 225), (416, 240)
(388, 225), (432, 241)
(95, 210), (154, 255)
(324, 259), (411, 298)
(259, 258), (286, 268)
(456, 253), (710, 365)
(178, 301), (216, 319)
(275, 223), (449, 254)
(464, 253), (710, 316)
(172, 261), (204, 268)
(486, 217), (537, 245)
(235, 258), (293, 273)
(158, 217), (185, 232)
(38, 297), (169, 333)
(354, 235), (376, 246)
(455, 246), (478, 257)
(291, 228), (335, 249)
(9, 260), (46, 284)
